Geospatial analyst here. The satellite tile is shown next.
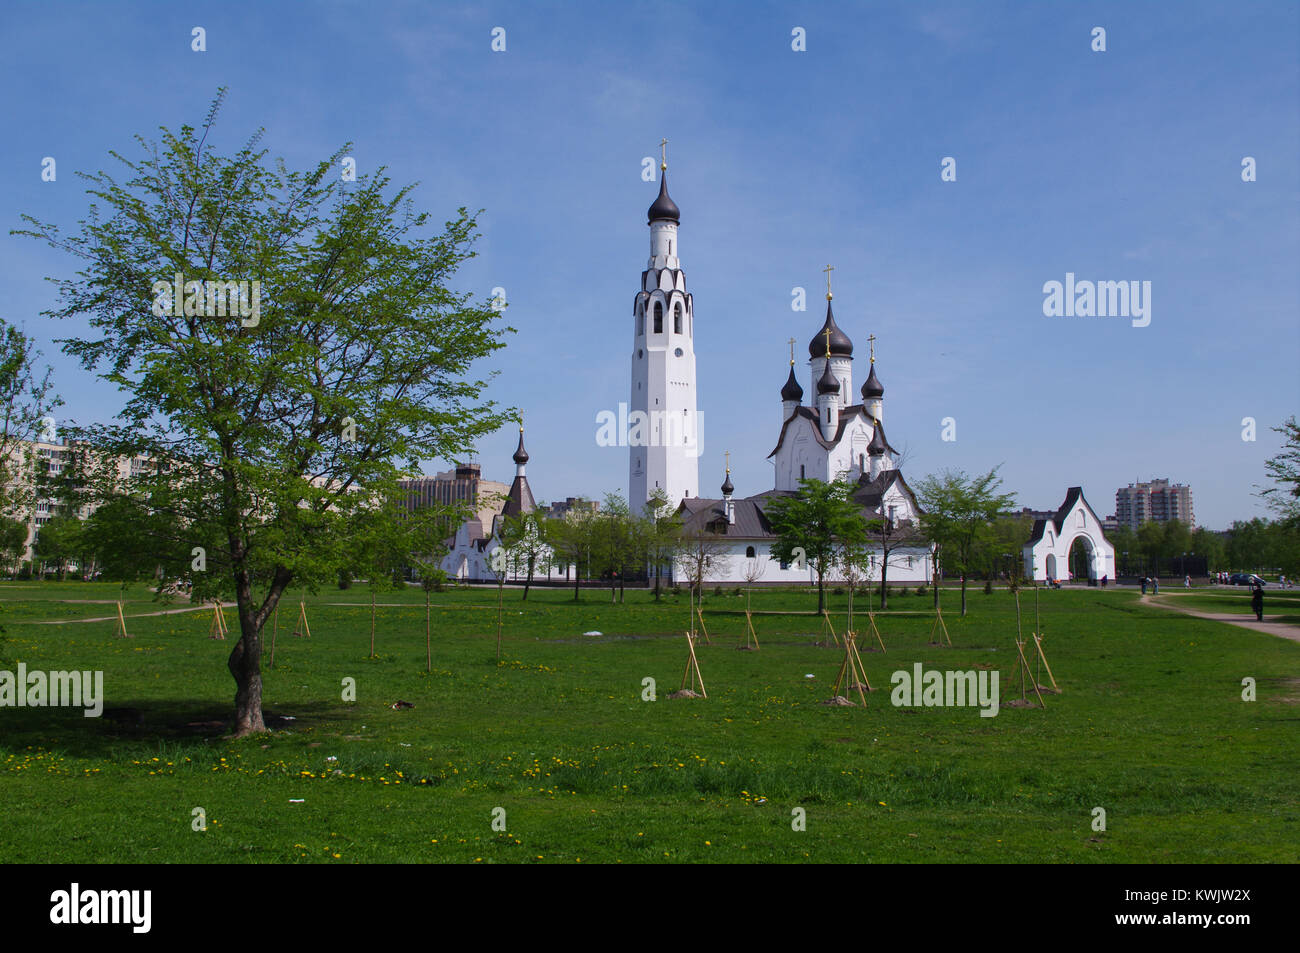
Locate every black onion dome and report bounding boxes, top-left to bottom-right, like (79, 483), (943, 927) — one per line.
(861, 362), (884, 400)
(647, 172), (680, 224)
(721, 471), (734, 495)
(780, 365), (803, 401)
(867, 424), (887, 456)
(816, 360), (840, 395)
(512, 429), (529, 465)
(807, 300), (853, 358)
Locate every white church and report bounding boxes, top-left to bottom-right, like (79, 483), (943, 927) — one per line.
(627, 154), (933, 587)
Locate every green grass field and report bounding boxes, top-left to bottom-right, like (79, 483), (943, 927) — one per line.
(1, 581), (1296, 863)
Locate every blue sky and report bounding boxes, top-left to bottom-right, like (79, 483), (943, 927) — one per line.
(3, 0), (1297, 529)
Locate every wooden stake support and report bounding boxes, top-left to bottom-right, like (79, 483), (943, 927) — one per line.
(930, 606), (952, 646)
(831, 630), (872, 705)
(820, 609), (840, 647)
(861, 609), (886, 652)
(738, 608), (760, 650)
(1008, 591), (1046, 707)
(292, 601), (312, 638)
(207, 601), (229, 640)
(114, 601), (131, 639)
(679, 632), (707, 697)
(694, 605), (710, 645)
(1031, 633), (1059, 692)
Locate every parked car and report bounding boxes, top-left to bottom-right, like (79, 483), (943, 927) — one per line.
(1230, 573), (1266, 586)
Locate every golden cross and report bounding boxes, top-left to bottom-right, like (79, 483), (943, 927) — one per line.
(823, 263), (834, 299)
(868, 333), (876, 364)
(824, 327), (832, 358)
(660, 138), (668, 170)
(788, 337), (796, 365)
(725, 450), (730, 474)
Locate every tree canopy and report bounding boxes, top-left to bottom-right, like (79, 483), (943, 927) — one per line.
(17, 91), (513, 734)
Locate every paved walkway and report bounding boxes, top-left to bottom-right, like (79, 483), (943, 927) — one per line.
(1144, 593), (1300, 644)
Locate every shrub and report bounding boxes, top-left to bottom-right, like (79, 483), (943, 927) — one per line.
(338, 570), (352, 590)
(916, 585), (927, 597)
(983, 579), (994, 595)
(833, 587), (845, 596)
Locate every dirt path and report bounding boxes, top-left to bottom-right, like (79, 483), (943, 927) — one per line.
(1143, 593), (1300, 644)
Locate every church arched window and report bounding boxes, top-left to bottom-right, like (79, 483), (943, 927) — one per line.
(653, 302), (663, 334)
(859, 453), (865, 471)
(800, 464), (806, 479)
(673, 303), (682, 334)
(746, 546), (756, 558)
(637, 308), (644, 336)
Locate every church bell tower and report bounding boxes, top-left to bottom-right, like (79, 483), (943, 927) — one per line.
(629, 140), (700, 512)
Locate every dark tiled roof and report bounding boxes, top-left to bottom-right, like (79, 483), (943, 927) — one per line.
(807, 299), (853, 358)
(647, 171), (680, 224)
(675, 479), (925, 541)
(767, 405), (897, 457)
(816, 360), (840, 394)
(501, 475), (536, 519)
(861, 362), (883, 399)
(1027, 487), (1094, 545)
(780, 365), (803, 401)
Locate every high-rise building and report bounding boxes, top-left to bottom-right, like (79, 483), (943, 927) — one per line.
(1114, 479), (1194, 530)
(396, 464), (507, 530)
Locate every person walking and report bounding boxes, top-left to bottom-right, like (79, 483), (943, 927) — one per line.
(1141, 577), (1148, 595)
(1184, 574), (1191, 588)
(1152, 577), (1159, 595)
(1251, 584), (1264, 621)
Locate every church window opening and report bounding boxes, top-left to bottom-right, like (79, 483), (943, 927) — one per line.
(1077, 511), (1085, 527)
(800, 464), (806, 479)
(859, 453), (865, 470)
(674, 304), (682, 334)
(746, 546), (756, 558)
(637, 310), (644, 335)
(653, 302), (663, 334)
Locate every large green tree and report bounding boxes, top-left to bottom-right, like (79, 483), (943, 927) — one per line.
(766, 478), (865, 612)
(915, 468), (1016, 616)
(0, 318), (60, 517)
(18, 93), (511, 734)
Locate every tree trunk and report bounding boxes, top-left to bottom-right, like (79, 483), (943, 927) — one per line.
(573, 564), (581, 602)
(880, 558), (889, 611)
(228, 570), (266, 737)
(933, 552), (940, 610)
(370, 589), (376, 657)
(654, 559), (662, 601)
(425, 588), (431, 673)
(817, 571), (825, 613)
(523, 557), (533, 601)
(960, 576), (968, 616)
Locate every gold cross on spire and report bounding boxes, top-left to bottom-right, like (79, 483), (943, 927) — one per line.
(823, 263), (834, 300)
(660, 138), (668, 171)
(788, 337), (796, 365)
(824, 326), (832, 358)
(867, 334), (876, 364)
(725, 450), (730, 474)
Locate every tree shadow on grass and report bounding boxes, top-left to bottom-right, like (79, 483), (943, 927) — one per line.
(0, 698), (346, 759)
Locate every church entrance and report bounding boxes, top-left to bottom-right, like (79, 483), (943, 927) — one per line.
(1045, 553), (1057, 581)
(1068, 535), (1097, 583)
